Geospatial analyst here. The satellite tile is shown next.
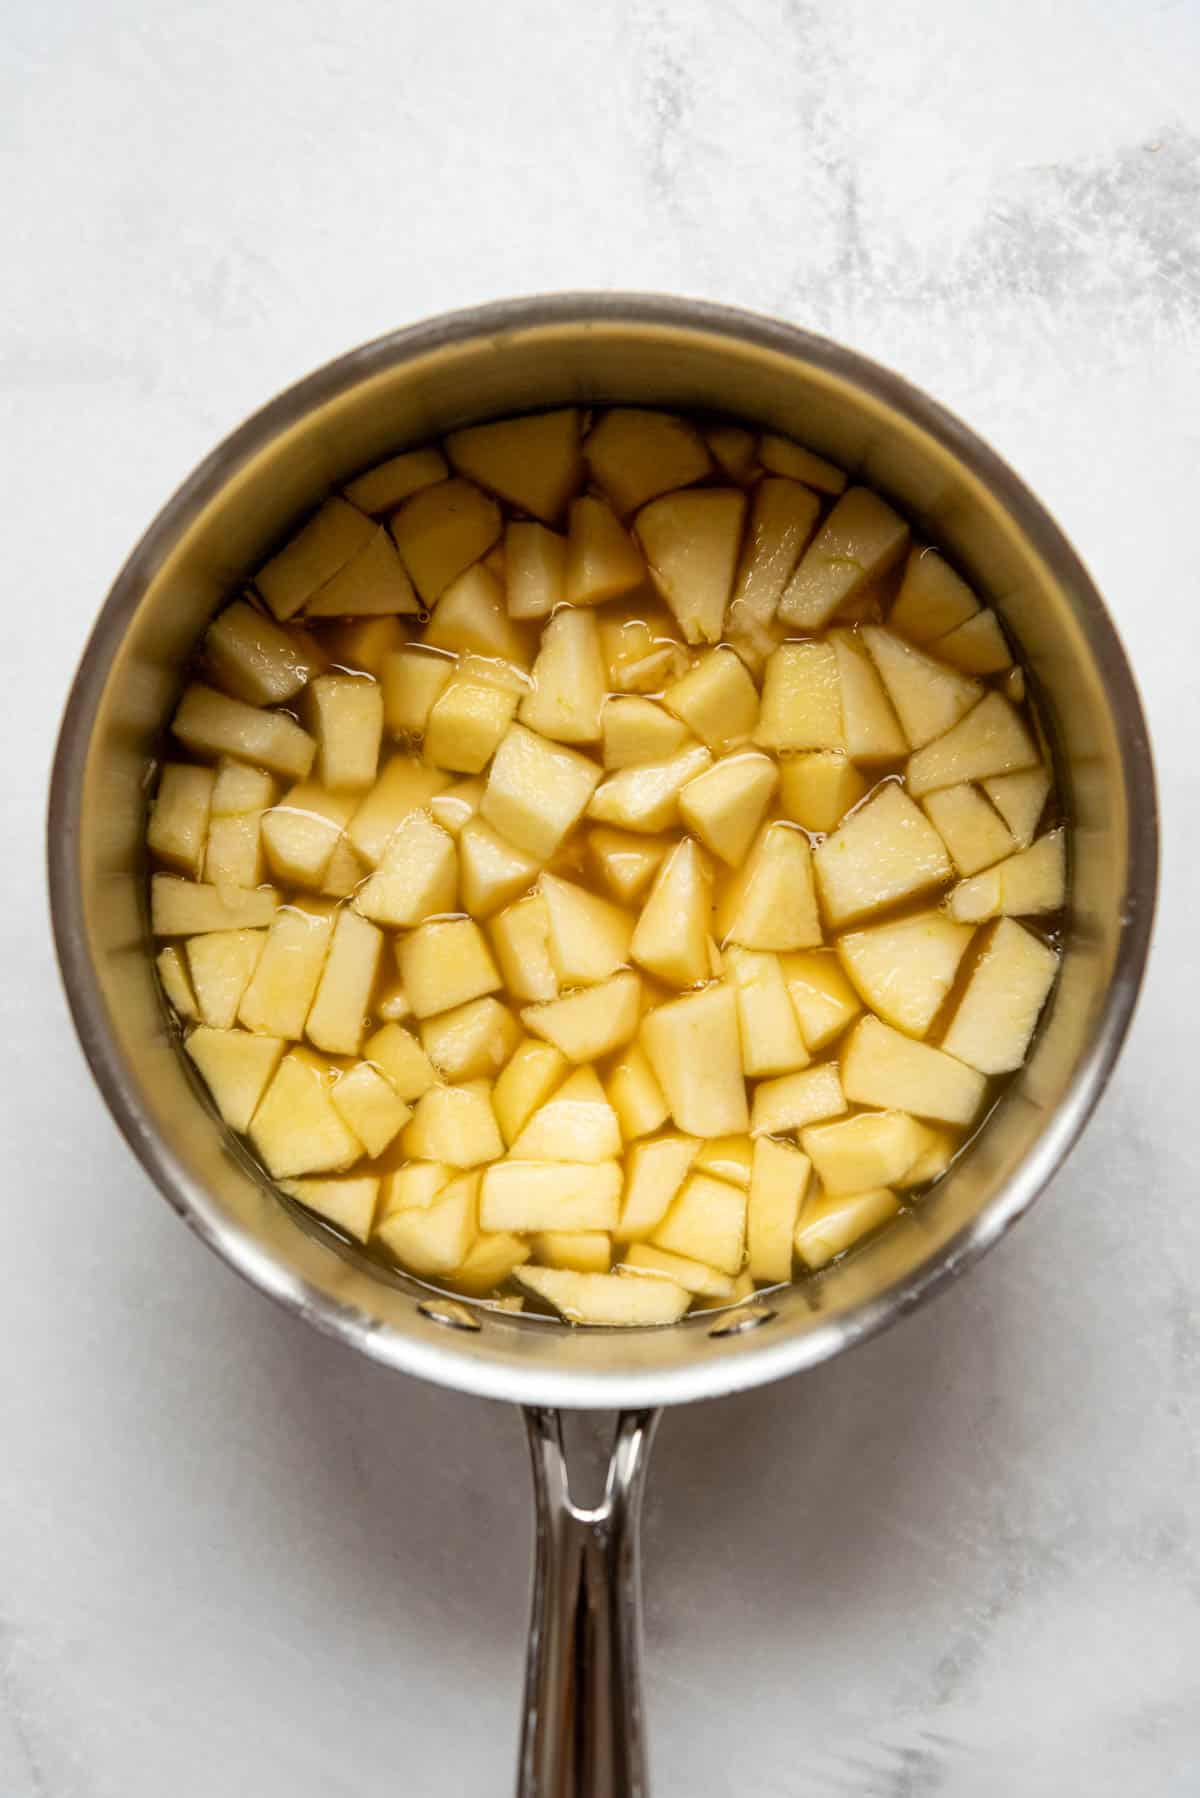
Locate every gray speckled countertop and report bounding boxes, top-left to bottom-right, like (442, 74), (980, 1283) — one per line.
(3, 2), (1197, 1792)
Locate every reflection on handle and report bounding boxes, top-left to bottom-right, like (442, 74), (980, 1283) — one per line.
(517, 1407), (662, 1798)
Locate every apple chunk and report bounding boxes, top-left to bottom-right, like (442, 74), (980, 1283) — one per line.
(982, 766), (1050, 849)
(185, 929), (266, 1030)
(946, 829), (1066, 923)
(717, 823), (822, 952)
(635, 488), (746, 644)
(755, 642), (843, 753)
(458, 817), (541, 919)
(425, 679), (518, 773)
(564, 497), (646, 607)
(402, 1081), (503, 1166)
(836, 910), (974, 1038)
(747, 1137), (811, 1282)
(861, 626), (982, 748)
(653, 1173), (746, 1274)
(185, 1026), (284, 1133)
(147, 764), (215, 877)
(480, 1161), (622, 1232)
(493, 1038), (569, 1145)
(508, 1066), (622, 1162)
(679, 753), (778, 868)
(540, 873), (634, 986)
(172, 683), (315, 781)
(352, 809), (457, 928)
(922, 783), (1014, 875)
(238, 902), (334, 1040)
(587, 744), (713, 835)
(617, 1133), (700, 1241)
(521, 971), (642, 1063)
(800, 1111), (927, 1194)
(445, 408), (581, 524)
(482, 724), (602, 860)
(779, 951), (862, 1050)
(420, 996), (521, 1084)
(249, 1052), (362, 1178)
(888, 548), (978, 643)
(490, 894), (559, 1002)
(517, 1266), (691, 1325)
(749, 1063), (846, 1137)
(724, 946), (810, 1077)
(506, 521), (567, 620)
(519, 608), (607, 744)
(604, 1043), (669, 1142)
(584, 408), (712, 515)
(814, 783), (952, 929)
(378, 1173), (478, 1273)
(779, 488), (909, 631)
(940, 917), (1059, 1074)
(777, 752), (867, 834)
(151, 875), (277, 936)
(620, 1243), (733, 1298)
(399, 918), (501, 1019)
(343, 446), (448, 514)
(390, 477), (501, 606)
(255, 498), (374, 621)
(641, 982), (748, 1138)
(841, 1015), (986, 1125)
(662, 648), (759, 753)
(830, 631), (907, 763)
(906, 692), (1038, 796)
(728, 477), (821, 644)
(601, 698), (691, 770)
(630, 838), (712, 987)
(793, 1187), (900, 1270)
(280, 1175), (380, 1242)
(329, 1063), (411, 1157)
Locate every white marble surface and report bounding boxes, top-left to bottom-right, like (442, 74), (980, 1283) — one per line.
(4, 1), (1199, 1791)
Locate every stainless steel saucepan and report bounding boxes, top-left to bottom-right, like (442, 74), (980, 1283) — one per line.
(48, 296), (1157, 1797)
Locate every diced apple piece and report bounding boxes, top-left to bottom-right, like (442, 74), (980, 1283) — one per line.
(793, 1187), (900, 1270)
(402, 1082), (503, 1167)
(729, 478), (822, 646)
(814, 784), (952, 929)
(183, 1020), (283, 1137)
(508, 1065), (622, 1161)
(635, 489), (745, 644)
(481, 1160), (622, 1232)
(584, 408), (711, 514)
(519, 1265), (690, 1325)
(363, 1022), (438, 1101)
(151, 875), (277, 936)
(540, 873), (633, 986)
(353, 809), (457, 928)
(261, 783), (357, 888)
(429, 777), (486, 839)
(705, 423), (758, 483)
(424, 679), (518, 775)
(256, 498), (374, 621)
(779, 488), (910, 631)
(457, 816), (540, 918)
(907, 692), (1039, 796)
(522, 971), (642, 1062)
(530, 1231), (611, 1274)
(940, 917), (1059, 1075)
(390, 477), (501, 606)
(205, 812), (267, 893)
(324, 614), (406, 678)
(933, 608), (1012, 674)
(148, 764), (215, 877)
(617, 1133), (700, 1241)
(481, 724), (601, 860)
(982, 767), (1051, 849)
(420, 996), (521, 1083)
(378, 1172), (478, 1273)
(279, 1174), (380, 1242)
(304, 527), (419, 617)
(626, 836), (711, 988)
(598, 608), (682, 685)
(800, 1111), (925, 1195)
(421, 562), (526, 664)
(506, 520), (567, 620)
(946, 828), (1066, 923)
(588, 744), (713, 835)
(211, 758), (278, 817)
(518, 608), (606, 744)
(377, 1162), (452, 1221)
(663, 648), (760, 753)
(329, 1062), (411, 1157)
(900, 1124), (957, 1187)
(602, 698), (691, 770)
(860, 626), (982, 749)
(344, 446), (448, 514)
(185, 928), (265, 1030)
(445, 408), (581, 524)
(604, 1042), (669, 1141)
(693, 1135), (753, 1189)
(888, 547), (979, 643)
(758, 434), (847, 494)
(754, 642), (843, 753)
(653, 1173), (746, 1274)
(345, 755), (450, 865)
(381, 647), (455, 738)
(204, 599), (316, 706)
(837, 910), (973, 1038)
(747, 1136), (811, 1282)
(725, 946), (810, 1076)
(493, 1038), (569, 1145)
(620, 1242), (733, 1297)
(157, 944), (199, 1019)
(303, 909), (383, 1055)
(587, 828), (667, 906)
(236, 902), (334, 1040)
(450, 1231), (532, 1293)
(830, 631), (907, 763)
(319, 835), (368, 899)
(672, 755), (772, 871)
(642, 982), (748, 1138)
(779, 951), (861, 1050)
(249, 1051), (362, 1177)
(301, 674), (384, 791)
(399, 917), (501, 1019)
(777, 753), (866, 834)
(922, 783), (1015, 875)
(564, 497), (646, 608)
(841, 1015), (986, 1124)
(750, 1063), (846, 1137)
(172, 683), (315, 780)
(717, 823), (822, 951)
(490, 894), (559, 1002)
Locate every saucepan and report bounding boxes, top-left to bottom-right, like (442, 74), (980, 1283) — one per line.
(47, 295), (1157, 1796)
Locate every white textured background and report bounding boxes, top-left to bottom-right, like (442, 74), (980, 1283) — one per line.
(5, 2), (1199, 1793)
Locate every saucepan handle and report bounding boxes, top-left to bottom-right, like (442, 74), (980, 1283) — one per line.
(517, 1407), (662, 1798)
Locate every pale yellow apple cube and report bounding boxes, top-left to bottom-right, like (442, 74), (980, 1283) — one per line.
(841, 1015), (986, 1125)
(422, 563), (527, 664)
(587, 744), (713, 835)
(185, 929), (266, 1030)
(521, 970), (642, 1062)
(933, 608), (1012, 675)
(940, 916), (1059, 1074)
(399, 917), (501, 1019)
(509, 1066), (622, 1162)
(344, 447), (448, 514)
(540, 873), (634, 986)
(779, 951), (862, 1050)
(922, 783), (1015, 875)
(860, 626), (982, 749)
(813, 783), (952, 929)
(429, 777), (486, 839)
(888, 548), (979, 643)
(378, 1172), (479, 1273)
(653, 1173), (746, 1274)
(363, 1022), (438, 1101)
(641, 982), (748, 1138)
(390, 477), (501, 606)
(480, 1160), (623, 1232)
(238, 903), (334, 1039)
(449, 1230), (532, 1294)
(280, 1175), (380, 1242)
(617, 1133), (700, 1241)
(481, 723), (601, 860)
(830, 630), (907, 762)
(330, 1063), (411, 1158)
(173, 684), (315, 784)
(519, 607), (607, 744)
(205, 603), (324, 702)
(445, 408), (581, 524)
(353, 809), (457, 928)
(211, 758), (278, 817)
(729, 477), (821, 643)
(906, 693), (1039, 797)
(256, 497), (374, 621)
(304, 908), (382, 1055)
(148, 764), (215, 877)
(425, 679), (518, 774)
(506, 520), (567, 620)
(619, 1242), (733, 1298)
(376, 1162), (453, 1222)
(836, 909), (974, 1038)
(346, 754), (450, 865)
(518, 1266), (691, 1325)
(636, 489), (746, 643)
(157, 944), (199, 1020)
(629, 837), (712, 988)
(705, 423), (759, 483)
(493, 1038), (569, 1145)
(249, 1052), (362, 1178)
(777, 752), (867, 834)
(420, 996), (521, 1084)
(302, 674), (384, 791)
(604, 1042), (669, 1142)
(302, 527), (419, 617)
(679, 752), (778, 869)
(563, 496), (646, 606)
(663, 647), (760, 753)
(693, 1135), (754, 1188)
(794, 1186), (900, 1270)
(747, 1136), (811, 1282)
(381, 646), (455, 738)
(779, 488), (910, 631)
(981, 766), (1051, 849)
(601, 697), (691, 769)
(946, 828), (1066, 923)
(261, 783), (357, 888)
(717, 822), (823, 951)
(900, 1124), (958, 1188)
(584, 408), (711, 514)
(587, 828), (668, 906)
(458, 816), (541, 918)
(185, 1025), (284, 1132)
(532, 1231), (613, 1274)
(402, 1082), (503, 1167)
(750, 1063), (846, 1137)
(490, 894), (560, 1002)
(755, 642), (844, 753)
(725, 946), (809, 1076)
(800, 1111), (927, 1195)
(151, 875), (277, 937)
(758, 435), (847, 494)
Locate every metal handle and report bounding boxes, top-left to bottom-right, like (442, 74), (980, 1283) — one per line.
(517, 1407), (661, 1798)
